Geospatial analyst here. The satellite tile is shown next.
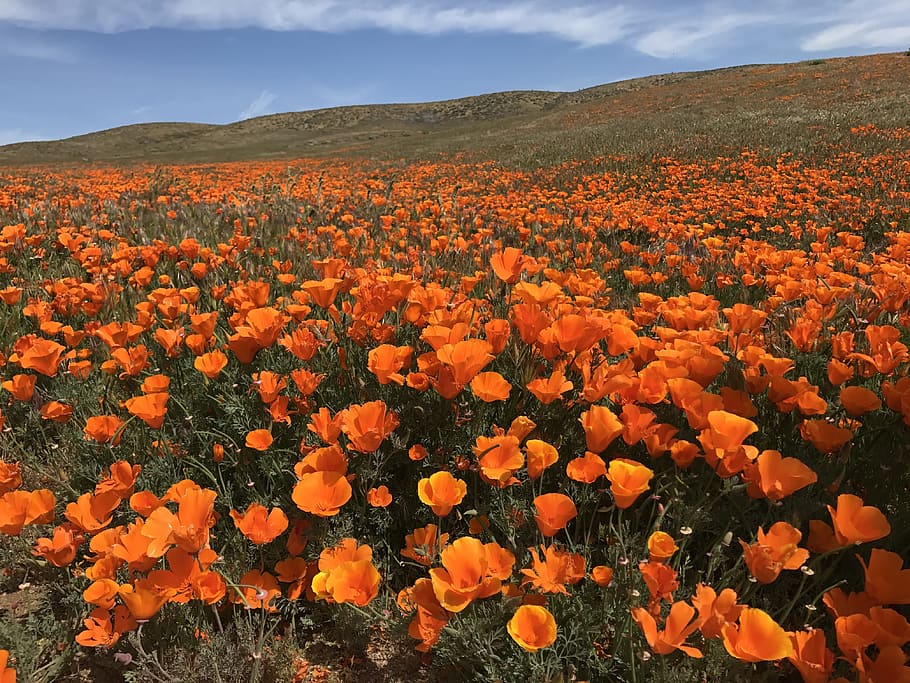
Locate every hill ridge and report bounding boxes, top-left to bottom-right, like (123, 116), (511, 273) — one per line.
(2, 52), (908, 166)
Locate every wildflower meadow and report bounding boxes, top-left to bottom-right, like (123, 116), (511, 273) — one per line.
(0, 122), (909, 682)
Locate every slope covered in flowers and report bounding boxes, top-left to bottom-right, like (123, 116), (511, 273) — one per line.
(1, 129), (909, 681)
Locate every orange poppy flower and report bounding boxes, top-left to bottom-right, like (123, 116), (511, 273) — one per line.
(473, 434), (523, 486)
(301, 277), (343, 308)
(828, 358), (855, 386)
(0, 286), (21, 304)
(822, 587), (876, 618)
(245, 429), (273, 451)
(0, 489), (55, 536)
(579, 405), (623, 453)
(525, 439), (559, 479)
(854, 645), (910, 682)
(340, 400), (399, 453)
(417, 471), (467, 517)
(284, 518), (310, 557)
(405, 577), (452, 652)
(251, 371), (286, 404)
(232, 569), (281, 612)
(484, 542), (515, 580)
(507, 605), (557, 652)
(39, 400), (74, 423)
(507, 415), (537, 442)
(402, 524), (449, 566)
(75, 605), (136, 648)
(129, 491), (163, 518)
(83, 415), (126, 445)
(367, 344), (412, 385)
(118, 579), (174, 621)
(743, 449), (817, 501)
(639, 561), (678, 610)
(606, 458), (654, 509)
(295, 444), (348, 477)
(194, 350), (228, 379)
(109, 345), (150, 378)
(620, 403), (658, 445)
(721, 608), (794, 662)
(532, 493), (577, 538)
(860, 549), (910, 605)
(227, 307), (287, 363)
(633, 601), (703, 658)
(32, 524), (84, 566)
(306, 407), (343, 444)
(800, 419), (853, 454)
(123, 392), (168, 429)
(230, 502), (288, 544)
(787, 629), (835, 683)
(834, 613), (878, 661)
(322, 559), (382, 607)
(0, 651), (13, 682)
(96, 461), (141, 499)
(435, 339), (495, 390)
(839, 386), (882, 416)
(484, 318), (511, 353)
(566, 451), (607, 484)
(83, 578), (120, 609)
(429, 537), (500, 613)
(289, 368), (325, 397)
(691, 583), (743, 639)
(527, 370), (573, 405)
(17, 337), (65, 376)
(65, 491), (120, 534)
(141, 374), (171, 395)
(141, 487), (217, 557)
(520, 545), (586, 595)
(867, 606), (910, 647)
(275, 556), (315, 601)
(491, 247), (527, 284)
(697, 410), (759, 475)
(740, 521), (809, 583)
(0, 461), (21, 495)
(367, 485), (393, 507)
(292, 471), (352, 517)
(647, 531), (678, 563)
(827, 494), (891, 546)
(590, 565), (614, 587)
(108, 519), (156, 572)
(2, 373), (36, 401)
(470, 371), (512, 402)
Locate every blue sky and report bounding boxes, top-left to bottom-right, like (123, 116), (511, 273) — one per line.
(1, 0), (909, 145)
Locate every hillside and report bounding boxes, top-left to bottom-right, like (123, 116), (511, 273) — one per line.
(1, 52), (908, 167)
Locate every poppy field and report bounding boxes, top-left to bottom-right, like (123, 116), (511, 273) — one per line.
(0, 124), (909, 682)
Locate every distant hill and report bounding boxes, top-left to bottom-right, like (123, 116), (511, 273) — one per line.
(2, 52), (908, 167)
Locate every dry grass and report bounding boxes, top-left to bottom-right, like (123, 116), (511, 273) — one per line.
(2, 52), (908, 168)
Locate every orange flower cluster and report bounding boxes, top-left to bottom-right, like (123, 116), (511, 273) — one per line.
(0, 138), (908, 680)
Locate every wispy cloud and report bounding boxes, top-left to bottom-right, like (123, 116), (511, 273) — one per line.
(635, 12), (769, 59)
(1, 1), (909, 57)
(239, 89), (277, 120)
(800, 1), (910, 51)
(0, 128), (46, 146)
(0, 1), (633, 47)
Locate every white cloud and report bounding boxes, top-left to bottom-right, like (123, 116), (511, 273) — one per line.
(0, 1), (634, 46)
(800, 0), (910, 51)
(239, 89), (277, 120)
(0, 1), (908, 57)
(0, 128), (46, 145)
(635, 12), (767, 59)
